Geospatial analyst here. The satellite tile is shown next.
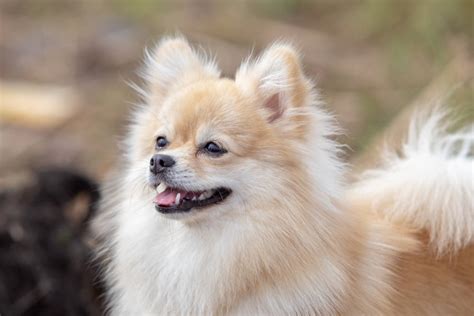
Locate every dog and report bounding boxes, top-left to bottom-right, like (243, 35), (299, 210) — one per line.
(93, 37), (474, 315)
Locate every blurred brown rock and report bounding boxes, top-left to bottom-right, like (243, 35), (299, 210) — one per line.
(0, 81), (79, 128)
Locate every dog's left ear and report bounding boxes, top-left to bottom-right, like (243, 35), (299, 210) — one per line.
(235, 43), (312, 123)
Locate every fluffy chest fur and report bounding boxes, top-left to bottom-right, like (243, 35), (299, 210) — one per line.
(111, 195), (355, 315)
(105, 190), (416, 315)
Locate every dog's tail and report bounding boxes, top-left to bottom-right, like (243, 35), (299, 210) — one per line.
(350, 107), (473, 255)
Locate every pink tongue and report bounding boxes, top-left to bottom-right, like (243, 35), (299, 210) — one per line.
(154, 190), (178, 206)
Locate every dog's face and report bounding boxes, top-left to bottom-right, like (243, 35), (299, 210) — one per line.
(149, 80), (267, 216)
(129, 38), (314, 220)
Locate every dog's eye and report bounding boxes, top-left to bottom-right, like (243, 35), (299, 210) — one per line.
(203, 142), (226, 155)
(156, 136), (168, 149)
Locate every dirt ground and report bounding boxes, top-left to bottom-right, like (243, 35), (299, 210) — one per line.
(0, 1), (472, 315)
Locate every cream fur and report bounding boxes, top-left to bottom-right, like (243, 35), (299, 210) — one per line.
(350, 109), (474, 255)
(93, 37), (474, 315)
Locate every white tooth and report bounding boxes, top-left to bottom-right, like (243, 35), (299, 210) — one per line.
(198, 193), (205, 200)
(156, 183), (167, 194)
(175, 193), (181, 205)
(192, 196), (197, 201)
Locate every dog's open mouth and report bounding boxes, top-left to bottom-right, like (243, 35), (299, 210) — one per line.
(153, 183), (231, 214)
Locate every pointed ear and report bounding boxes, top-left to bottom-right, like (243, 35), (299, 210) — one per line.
(235, 43), (311, 123)
(144, 37), (220, 100)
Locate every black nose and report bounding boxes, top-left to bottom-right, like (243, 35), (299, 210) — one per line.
(150, 154), (176, 174)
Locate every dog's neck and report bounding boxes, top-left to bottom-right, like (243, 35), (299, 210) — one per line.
(149, 175), (359, 313)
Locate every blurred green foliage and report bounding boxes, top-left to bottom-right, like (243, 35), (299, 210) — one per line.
(74, 0), (474, 149)
(2, 0), (472, 153)
(356, 0), (472, 78)
(111, 0), (167, 20)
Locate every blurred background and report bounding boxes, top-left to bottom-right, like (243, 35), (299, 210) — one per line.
(0, 0), (472, 315)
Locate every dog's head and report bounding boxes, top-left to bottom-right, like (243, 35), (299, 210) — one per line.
(126, 37), (334, 221)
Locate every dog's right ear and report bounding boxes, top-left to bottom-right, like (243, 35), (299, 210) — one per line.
(143, 37), (220, 101)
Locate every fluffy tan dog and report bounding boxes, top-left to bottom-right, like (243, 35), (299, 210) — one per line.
(94, 37), (474, 315)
